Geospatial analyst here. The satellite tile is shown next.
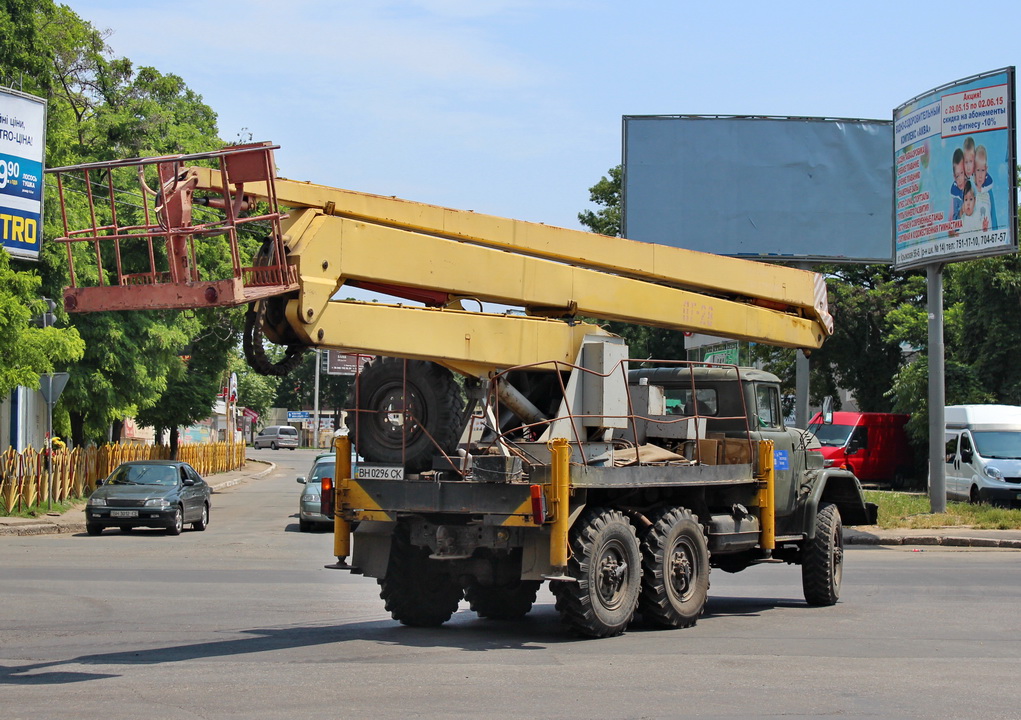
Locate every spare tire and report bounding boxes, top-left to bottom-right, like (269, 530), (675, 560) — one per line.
(347, 358), (463, 472)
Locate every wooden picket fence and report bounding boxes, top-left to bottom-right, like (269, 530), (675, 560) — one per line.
(0, 442), (247, 514)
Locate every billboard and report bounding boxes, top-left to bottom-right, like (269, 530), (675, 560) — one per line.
(893, 68), (1017, 270)
(622, 115), (893, 262)
(0, 87), (46, 261)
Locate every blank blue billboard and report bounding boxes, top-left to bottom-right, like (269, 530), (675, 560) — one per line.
(622, 115), (893, 263)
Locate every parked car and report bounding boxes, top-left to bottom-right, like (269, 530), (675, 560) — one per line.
(85, 460), (211, 536)
(808, 411), (915, 487)
(944, 405), (1021, 506)
(297, 453), (336, 531)
(253, 425), (299, 450)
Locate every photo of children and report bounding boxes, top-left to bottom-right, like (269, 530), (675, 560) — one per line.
(949, 137), (997, 229)
(958, 181), (989, 233)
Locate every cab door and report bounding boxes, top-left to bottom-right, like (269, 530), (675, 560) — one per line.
(957, 431), (981, 501)
(944, 431), (962, 499)
(750, 382), (799, 525)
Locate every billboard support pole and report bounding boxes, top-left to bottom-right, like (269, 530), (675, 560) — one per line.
(794, 262), (813, 429)
(927, 263), (947, 513)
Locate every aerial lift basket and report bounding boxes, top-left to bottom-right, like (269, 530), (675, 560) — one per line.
(47, 142), (298, 313)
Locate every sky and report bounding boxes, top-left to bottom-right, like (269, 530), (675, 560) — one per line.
(63, 0), (1021, 232)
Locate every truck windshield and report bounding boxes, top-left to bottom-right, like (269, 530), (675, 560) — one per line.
(808, 422), (854, 447)
(971, 431), (1021, 459)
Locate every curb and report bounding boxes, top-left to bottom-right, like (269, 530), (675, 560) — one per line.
(210, 460), (275, 491)
(845, 533), (1021, 549)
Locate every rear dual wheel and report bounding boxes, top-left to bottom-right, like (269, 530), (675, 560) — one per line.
(552, 507), (642, 638)
(378, 524), (463, 627)
(466, 580), (541, 620)
(639, 507), (710, 628)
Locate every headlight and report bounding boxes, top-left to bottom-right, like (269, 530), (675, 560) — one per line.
(144, 498), (172, 508)
(304, 494), (320, 503)
(823, 458), (836, 468)
(88, 497), (106, 507)
(984, 465), (1003, 480)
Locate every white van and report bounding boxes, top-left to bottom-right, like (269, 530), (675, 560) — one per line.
(944, 405), (1021, 505)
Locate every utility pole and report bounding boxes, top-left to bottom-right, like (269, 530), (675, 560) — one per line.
(313, 349), (322, 449)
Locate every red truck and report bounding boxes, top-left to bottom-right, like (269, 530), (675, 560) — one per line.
(808, 411), (915, 487)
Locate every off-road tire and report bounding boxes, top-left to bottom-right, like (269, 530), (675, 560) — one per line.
(551, 507), (641, 638)
(802, 502), (842, 606)
(466, 580), (541, 620)
(378, 524), (463, 627)
(348, 357), (464, 472)
(638, 507), (710, 628)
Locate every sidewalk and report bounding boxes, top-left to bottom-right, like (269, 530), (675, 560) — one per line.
(0, 460), (275, 537)
(844, 525), (1021, 549)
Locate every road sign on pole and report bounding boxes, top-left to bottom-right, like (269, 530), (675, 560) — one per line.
(39, 372), (69, 405)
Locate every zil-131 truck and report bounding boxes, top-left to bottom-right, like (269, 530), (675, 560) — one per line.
(48, 143), (876, 637)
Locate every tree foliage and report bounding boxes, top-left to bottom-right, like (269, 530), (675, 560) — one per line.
(2, 0), (239, 446)
(273, 351), (354, 429)
(0, 249), (84, 397)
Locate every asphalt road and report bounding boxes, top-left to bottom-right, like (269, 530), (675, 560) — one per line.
(3, 447), (1020, 719)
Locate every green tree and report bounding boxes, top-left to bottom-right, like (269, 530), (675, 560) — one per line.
(231, 349), (279, 423)
(273, 351), (354, 430)
(134, 313), (238, 457)
(0, 249), (84, 397)
(577, 165), (622, 237)
(7, 0), (231, 445)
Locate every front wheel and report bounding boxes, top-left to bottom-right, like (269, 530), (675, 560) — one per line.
(86, 523), (103, 536)
(166, 506), (184, 536)
(639, 507), (710, 628)
(192, 504), (209, 531)
(552, 507), (641, 638)
(802, 503), (842, 606)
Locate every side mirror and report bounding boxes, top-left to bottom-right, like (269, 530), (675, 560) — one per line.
(96, 478), (105, 486)
(961, 448), (973, 464)
(822, 396), (834, 425)
(182, 477), (195, 486)
(297, 476), (306, 484)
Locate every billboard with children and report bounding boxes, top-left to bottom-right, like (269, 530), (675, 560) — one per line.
(894, 68), (1017, 270)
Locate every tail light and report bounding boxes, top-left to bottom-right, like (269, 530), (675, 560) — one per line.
(320, 476), (334, 518)
(529, 484), (548, 525)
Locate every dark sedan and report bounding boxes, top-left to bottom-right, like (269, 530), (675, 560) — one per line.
(85, 460), (211, 536)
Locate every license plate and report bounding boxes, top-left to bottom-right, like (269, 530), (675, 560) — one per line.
(355, 465), (404, 480)
(110, 510), (138, 518)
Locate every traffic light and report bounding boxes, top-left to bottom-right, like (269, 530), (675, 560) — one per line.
(32, 298), (57, 328)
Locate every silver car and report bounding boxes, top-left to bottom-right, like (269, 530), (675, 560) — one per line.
(254, 425), (299, 450)
(297, 454), (336, 531)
